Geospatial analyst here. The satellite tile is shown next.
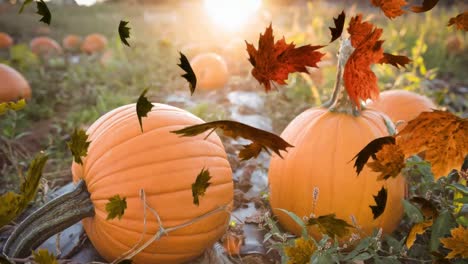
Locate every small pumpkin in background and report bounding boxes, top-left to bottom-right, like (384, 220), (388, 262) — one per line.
(367, 90), (437, 131)
(190, 53), (229, 90)
(34, 26), (51, 36)
(0, 64), (31, 103)
(62, 34), (82, 52)
(81, 33), (108, 54)
(0, 32), (13, 49)
(30, 36), (63, 57)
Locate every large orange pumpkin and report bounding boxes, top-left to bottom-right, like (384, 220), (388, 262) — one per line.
(367, 90), (437, 131)
(62, 34), (82, 51)
(71, 103), (233, 263)
(0, 64), (31, 103)
(30, 36), (63, 57)
(190, 53), (229, 90)
(81, 33), (108, 54)
(0, 32), (13, 49)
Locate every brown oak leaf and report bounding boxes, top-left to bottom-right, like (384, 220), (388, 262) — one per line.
(406, 220), (433, 249)
(344, 14), (384, 109)
(410, 0), (439, 13)
(396, 110), (468, 178)
(379, 53), (411, 69)
(448, 11), (468, 31)
(367, 143), (405, 180)
(370, 0), (407, 19)
(246, 24), (324, 91)
(440, 225), (468, 259)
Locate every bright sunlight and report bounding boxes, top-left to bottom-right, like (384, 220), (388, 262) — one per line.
(203, 0), (262, 31)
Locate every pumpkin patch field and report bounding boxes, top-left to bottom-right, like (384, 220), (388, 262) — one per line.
(0, 0), (467, 263)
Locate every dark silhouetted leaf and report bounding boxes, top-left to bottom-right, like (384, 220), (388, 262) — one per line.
(117, 260), (133, 264)
(351, 136), (396, 175)
(18, 0), (33, 13)
(410, 0), (439, 13)
(239, 142), (263, 161)
(37, 0), (51, 25)
(67, 129), (91, 165)
(370, 187), (387, 219)
(178, 52), (197, 95)
(118, 20), (131, 47)
(379, 53), (411, 69)
(192, 168), (212, 206)
(409, 197), (438, 219)
(136, 88), (153, 132)
(329, 10), (345, 43)
(171, 120), (293, 161)
(32, 249), (58, 264)
(306, 213), (353, 238)
(106, 195), (127, 220)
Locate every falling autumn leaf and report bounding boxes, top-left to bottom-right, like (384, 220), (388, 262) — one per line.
(329, 11), (346, 43)
(379, 53), (412, 69)
(192, 168), (212, 206)
(344, 14), (384, 108)
(367, 143), (405, 180)
(136, 88), (153, 132)
(370, 187), (387, 219)
(118, 20), (131, 47)
(18, 0), (33, 13)
(246, 24), (324, 91)
(396, 110), (468, 178)
(171, 120), (293, 161)
(410, 0), (439, 13)
(284, 237), (316, 264)
(370, 0), (407, 19)
(406, 220), (433, 249)
(306, 214), (353, 238)
(177, 52), (197, 95)
(36, 0), (51, 25)
(105, 195), (127, 220)
(67, 128), (91, 165)
(352, 136), (396, 176)
(448, 12), (468, 31)
(32, 249), (58, 264)
(440, 225), (468, 259)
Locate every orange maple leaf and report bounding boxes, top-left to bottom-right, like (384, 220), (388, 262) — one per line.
(370, 0), (407, 19)
(440, 225), (468, 259)
(396, 110), (468, 178)
(367, 143), (405, 180)
(448, 11), (468, 31)
(344, 15), (384, 109)
(246, 24), (324, 91)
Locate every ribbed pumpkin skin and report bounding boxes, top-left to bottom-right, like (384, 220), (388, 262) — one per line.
(62, 35), (82, 51)
(190, 53), (229, 90)
(268, 108), (405, 238)
(81, 33), (108, 54)
(367, 90), (436, 131)
(0, 64), (31, 103)
(30, 37), (62, 56)
(0, 32), (13, 49)
(72, 104), (233, 263)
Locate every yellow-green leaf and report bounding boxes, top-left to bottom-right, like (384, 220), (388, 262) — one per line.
(67, 129), (91, 165)
(192, 168), (212, 206)
(18, 0), (33, 13)
(20, 151), (48, 203)
(284, 237), (316, 264)
(0, 99), (26, 115)
(32, 249), (58, 264)
(306, 213), (353, 238)
(0, 192), (23, 228)
(106, 195), (127, 220)
(406, 220), (433, 249)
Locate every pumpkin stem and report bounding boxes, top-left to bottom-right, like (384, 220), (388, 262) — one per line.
(2, 180), (94, 259)
(322, 39), (359, 115)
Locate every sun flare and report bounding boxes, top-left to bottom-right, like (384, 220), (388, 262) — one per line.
(203, 0), (262, 31)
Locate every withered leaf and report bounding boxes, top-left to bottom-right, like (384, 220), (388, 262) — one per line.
(178, 52), (197, 95)
(67, 128), (91, 165)
(406, 220), (433, 249)
(396, 110), (468, 178)
(118, 20), (131, 47)
(410, 0), (439, 13)
(351, 136), (396, 176)
(32, 249), (58, 264)
(246, 24), (324, 91)
(18, 0), (33, 13)
(440, 225), (468, 259)
(105, 195), (127, 220)
(284, 237), (316, 264)
(21, 152), (48, 202)
(409, 197), (438, 219)
(192, 168), (212, 206)
(0, 192), (23, 228)
(379, 53), (411, 69)
(370, 187), (387, 219)
(448, 12), (468, 31)
(370, 0), (407, 19)
(171, 120), (293, 161)
(37, 0), (51, 25)
(329, 11), (346, 43)
(367, 143), (405, 180)
(306, 213), (353, 238)
(136, 88), (153, 132)
(239, 142), (263, 161)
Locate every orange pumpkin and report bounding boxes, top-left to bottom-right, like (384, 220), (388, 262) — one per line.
(62, 34), (82, 51)
(0, 64), (31, 103)
(71, 103), (233, 263)
(81, 33), (108, 54)
(0, 32), (13, 49)
(367, 90), (436, 131)
(30, 36), (63, 57)
(190, 53), (229, 90)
